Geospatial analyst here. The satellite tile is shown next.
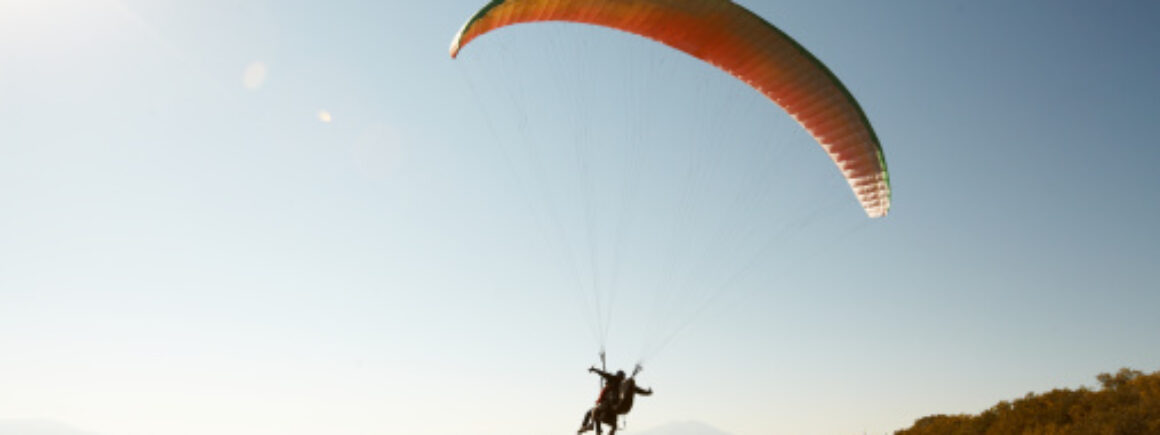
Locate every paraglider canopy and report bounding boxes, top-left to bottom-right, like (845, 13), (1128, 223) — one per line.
(450, 0), (891, 217)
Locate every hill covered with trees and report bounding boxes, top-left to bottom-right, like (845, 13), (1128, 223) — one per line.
(896, 368), (1160, 434)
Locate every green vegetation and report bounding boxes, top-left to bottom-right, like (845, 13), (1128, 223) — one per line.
(896, 368), (1160, 435)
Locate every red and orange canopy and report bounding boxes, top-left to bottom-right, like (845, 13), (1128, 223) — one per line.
(451, 0), (891, 217)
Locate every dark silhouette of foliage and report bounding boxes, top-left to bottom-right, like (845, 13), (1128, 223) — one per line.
(896, 368), (1160, 435)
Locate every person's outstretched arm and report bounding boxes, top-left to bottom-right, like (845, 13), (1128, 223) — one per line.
(634, 385), (653, 396)
(588, 366), (614, 381)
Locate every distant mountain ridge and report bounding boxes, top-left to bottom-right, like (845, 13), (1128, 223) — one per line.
(635, 420), (732, 435)
(0, 419), (97, 435)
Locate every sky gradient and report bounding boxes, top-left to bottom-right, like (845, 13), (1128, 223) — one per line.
(1, 1), (1159, 434)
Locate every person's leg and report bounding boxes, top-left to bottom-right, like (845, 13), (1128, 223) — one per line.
(578, 409), (593, 434)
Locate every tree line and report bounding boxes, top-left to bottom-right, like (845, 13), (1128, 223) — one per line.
(896, 368), (1160, 434)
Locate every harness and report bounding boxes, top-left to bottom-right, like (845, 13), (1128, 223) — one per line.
(592, 354), (646, 430)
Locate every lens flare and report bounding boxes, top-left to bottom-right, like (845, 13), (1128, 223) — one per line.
(242, 61), (267, 90)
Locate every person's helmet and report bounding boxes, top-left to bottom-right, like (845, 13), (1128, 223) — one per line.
(615, 370), (626, 380)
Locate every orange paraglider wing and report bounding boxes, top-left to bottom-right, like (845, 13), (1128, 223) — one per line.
(450, 0), (891, 217)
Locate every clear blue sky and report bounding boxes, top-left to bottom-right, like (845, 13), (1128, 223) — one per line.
(1, 1), (1158, 434)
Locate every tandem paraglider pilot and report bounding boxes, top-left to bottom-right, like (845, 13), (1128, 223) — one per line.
(578, 367), (653, 435)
